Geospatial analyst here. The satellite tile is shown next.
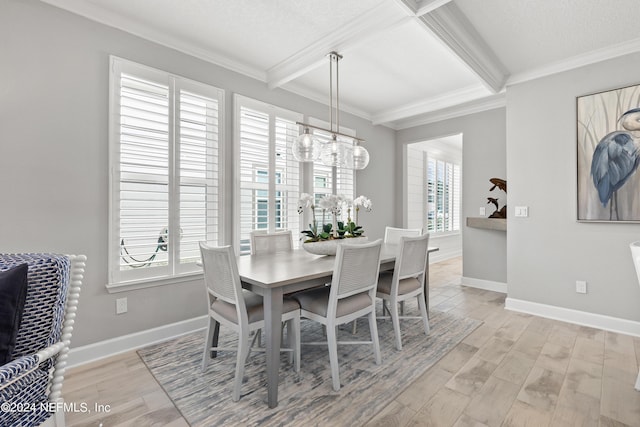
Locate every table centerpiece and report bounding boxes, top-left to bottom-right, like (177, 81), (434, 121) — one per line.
(297, 193), (372, 255)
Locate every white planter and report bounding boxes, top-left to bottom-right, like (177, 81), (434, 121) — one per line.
(301, 237), (368, 256)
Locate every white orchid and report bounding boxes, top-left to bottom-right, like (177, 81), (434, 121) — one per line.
(353, 195), (372, 225)
(297, 193), (315, 214)
(354, 195), (372, 212)
(318, 194), (342, 215)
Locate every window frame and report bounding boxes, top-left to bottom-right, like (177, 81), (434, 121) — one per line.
(107, 56), (225, 291)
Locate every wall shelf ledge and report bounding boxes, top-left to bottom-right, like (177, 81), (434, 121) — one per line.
(466, 217), (506, 231)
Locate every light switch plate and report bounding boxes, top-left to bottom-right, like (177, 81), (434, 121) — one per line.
(515, 206), (529, 217)
(479, 207), (486, 216)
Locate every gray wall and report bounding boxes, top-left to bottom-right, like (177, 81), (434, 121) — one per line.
(507, 53), (640, 321)
(396, 108), (507, 284)
(0, 0), (395, 347)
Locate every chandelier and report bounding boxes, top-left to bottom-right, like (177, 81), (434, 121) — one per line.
(292, 52), (369, 170)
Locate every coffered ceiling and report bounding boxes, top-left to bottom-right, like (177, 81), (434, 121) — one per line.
(40, 0), (640, 129)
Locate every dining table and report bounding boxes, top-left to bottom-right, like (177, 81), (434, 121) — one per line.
(231, 242), (439, 408)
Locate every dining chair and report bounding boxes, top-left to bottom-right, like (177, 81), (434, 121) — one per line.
(293, 239), (383, 391)
(199, 242), (301, 401)
(250, 230), (293, 255)
(377, 234), (430, 350)
(384, 226), (422, 245)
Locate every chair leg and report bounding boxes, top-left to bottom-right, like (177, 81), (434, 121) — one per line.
(400, 300), (405, 316)
(233, 331), (250, 402)
(293, 316), (301, 373)
(368, 311), (382, 365)
(201, 317), (215, 371)
(418, 294), (430, 335)
(326, 325), (341, 391)
(351, 319), (357, 334)
(390, 301), (403, 351)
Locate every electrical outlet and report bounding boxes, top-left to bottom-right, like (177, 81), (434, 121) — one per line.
(479, 207), (486, 216)
(576, 281), (587, 294)
(515, 206), (529, 217)
(116, 297), (128, 314)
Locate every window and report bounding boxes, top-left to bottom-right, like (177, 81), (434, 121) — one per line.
(109, 57), (223, 286)
(235, 96), (302, 254)
(426, 158), (461, 233)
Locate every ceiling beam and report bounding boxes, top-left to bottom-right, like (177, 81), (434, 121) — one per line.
(266, 2), (408, 90)
(418, 2), (508, 93)
(371, 85), (491, 126)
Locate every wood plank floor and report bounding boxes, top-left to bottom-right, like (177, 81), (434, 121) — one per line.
(63, 257), (640, 426)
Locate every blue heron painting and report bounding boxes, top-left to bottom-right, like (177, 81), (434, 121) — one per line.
(578, 85), (640, 221)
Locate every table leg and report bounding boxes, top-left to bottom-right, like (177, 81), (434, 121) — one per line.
(263, 287), (283, 408)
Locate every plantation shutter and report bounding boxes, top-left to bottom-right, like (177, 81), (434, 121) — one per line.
(116, 71), (171, 282)
(425, 157), (460, 233)
(110, 57), (223, 285)
(176, 87), (221, 268)
(236, 96), (301, 254)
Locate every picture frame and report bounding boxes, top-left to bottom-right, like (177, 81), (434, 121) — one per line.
(577, 83), (640, 222)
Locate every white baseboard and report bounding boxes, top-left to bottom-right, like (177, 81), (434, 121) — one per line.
(461, 276), (507, 293)
(67, 315), (208, 368)
(430, 249), (462, 264)
(505, 297), (640, 338)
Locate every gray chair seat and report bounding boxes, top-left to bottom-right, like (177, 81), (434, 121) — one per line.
(212, 292), (300, 324)
(376, 271), (421, 296)
(294, 287), (372, 318)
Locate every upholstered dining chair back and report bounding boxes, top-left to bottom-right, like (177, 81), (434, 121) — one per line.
(332, 239), (382, 299)
(199, 243), (243, 309)
(396, 234), (430, 280)
(250, 230), (293, 255)
(383, 226), (422, 245)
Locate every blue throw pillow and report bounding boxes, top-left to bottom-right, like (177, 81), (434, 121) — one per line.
(0, 263), (28, 365)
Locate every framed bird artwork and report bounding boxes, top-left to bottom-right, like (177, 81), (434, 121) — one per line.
(577, 83), (640, 222)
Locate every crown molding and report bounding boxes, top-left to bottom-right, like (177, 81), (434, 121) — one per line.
(419, 2), (508, 93)
(395, 0), (453, 16)
(507, 36), (640, 86)
(391, 92), (506, 130)
(372, 85), (490, 126)
(39, 0), (266, 82)
(267, 3), (409, 89)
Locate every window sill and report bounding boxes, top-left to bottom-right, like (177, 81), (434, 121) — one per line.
(106, 271), (203, 294)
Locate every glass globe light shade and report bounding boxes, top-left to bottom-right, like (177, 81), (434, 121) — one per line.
(320, 135), (350, 168)
(351, 144), (369, 170)
(292, 128), (320, 162)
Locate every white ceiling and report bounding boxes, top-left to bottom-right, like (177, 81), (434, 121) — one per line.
(41, 0), (640, 129)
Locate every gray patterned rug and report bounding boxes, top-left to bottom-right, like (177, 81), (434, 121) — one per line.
(138, 304), (481, 426)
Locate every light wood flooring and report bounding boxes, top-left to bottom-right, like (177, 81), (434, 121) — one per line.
(63, 257), (640, 426)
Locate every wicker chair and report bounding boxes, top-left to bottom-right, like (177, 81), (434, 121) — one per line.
(0, 254), (86, 427)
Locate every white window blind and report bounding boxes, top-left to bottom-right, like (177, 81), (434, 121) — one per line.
(236, 96), (301, 254)
(426, 157), (461, 233)
(109, 57), (223, 285)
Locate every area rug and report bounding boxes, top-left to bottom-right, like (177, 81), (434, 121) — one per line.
(138, 304), (481, 426)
